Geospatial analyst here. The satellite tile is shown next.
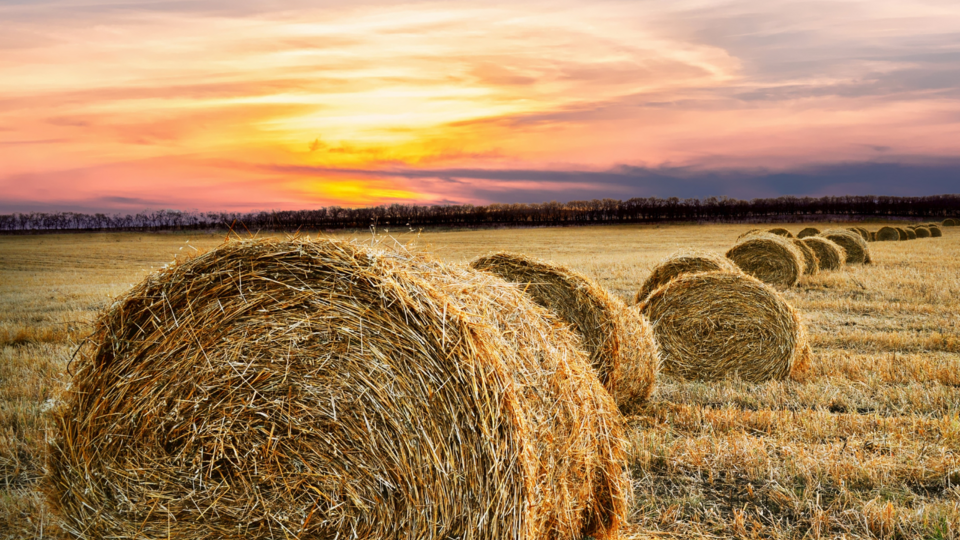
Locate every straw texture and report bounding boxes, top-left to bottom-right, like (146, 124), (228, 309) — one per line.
(820, 229), (871, 265)
(725, 233), (805, 289)
(801, 237), (845, 272)
(876, 227), (900, 242)
(791, 239), (820, 275)
(797, 227), (820, 238)
(638, 271), (808, 382)
(471, 252), (660, 414)
(634, 250), (741, 304)
(46, 239), (630, 540)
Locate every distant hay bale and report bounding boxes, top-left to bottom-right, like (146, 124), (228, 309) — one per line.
(638, 271), (809, 382)
(915, 226), (931, 238)
(801, 237), (845, 271)
(929, 225), (943, 237)
(876, 226), (900, 242)
(47, 239), (629, 540)
(767, 228), (794, 238)
(634, 250), (741, 304)
(791, 238), (820, 275)
(820, 229), (871, 264)
(472, 252), (659, 414)
(797, 227), (821, 238)
(725, 233), (805, 288)
(943, 218), (959, 227)
(903, 228), (917, 240)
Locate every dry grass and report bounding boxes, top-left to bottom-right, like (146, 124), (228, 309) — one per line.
(1, 223), (958, 540)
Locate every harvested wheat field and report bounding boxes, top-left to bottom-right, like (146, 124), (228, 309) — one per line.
(2, 222), (959, 540)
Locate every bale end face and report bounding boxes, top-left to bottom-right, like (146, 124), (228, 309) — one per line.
(820, 229), (870, 265)
(639, 271), (807, 383)
(876, 226), (900, 242)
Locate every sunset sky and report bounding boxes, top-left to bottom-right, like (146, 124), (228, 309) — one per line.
(2, 0), (960, 213)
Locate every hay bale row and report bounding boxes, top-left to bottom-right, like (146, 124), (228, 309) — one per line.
(471, 252), (659, 415)
(725, 232), (805, 288)
(47, 239), (630, 540)
(638, 272), (809, 382)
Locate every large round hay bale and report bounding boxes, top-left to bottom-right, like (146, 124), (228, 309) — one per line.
(472, 252), (659, 414)
(46, 239), (629, 540)
(801, 237), (845, 271)
(943, 218), (958, 227)
(634, 250), (741, 304)
(903, 227), (917, 240)
(820, 229), (870, 264)
(797, 227), (820, 238)
(791, 238), (820, 275)
(725, 233), (805, 288)
(929, 225), (943, 237)
(876, 226), (900, 242)
(767, 227), (794, 238)
(915, 226), (931, 238)
(638, 272), (809, 382)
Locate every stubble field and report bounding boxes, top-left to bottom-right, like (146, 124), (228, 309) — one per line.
(1, 223), (958, 539)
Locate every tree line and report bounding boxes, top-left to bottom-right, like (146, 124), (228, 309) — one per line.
(2, 194), (958, 233)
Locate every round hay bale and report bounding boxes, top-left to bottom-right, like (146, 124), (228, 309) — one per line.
(903, 227), (917, 240)
(634, 250), (741, 304)
(876, 226), (901, 242)
(915, 226), (931, 238)
(929, 225), (943, 237)
(472, 252), (659, 414)
(797, 227), (820, 238)
(767, 228), (794, 238)
(46, 239), (629, 540)
(820, 229), (870, 264)
(725, 233), (805, 289)
(791, 238), (820, 275)
(638, 271), (808, 382)
(801, 237), (845, 271)
(943, 218), (958, 227)
(847, 227), (870, 242)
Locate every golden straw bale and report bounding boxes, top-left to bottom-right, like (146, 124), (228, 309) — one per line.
(914, 226), (931, 238)
(767, 228), (794, 238)
(820, 229), (871, 264)
(929, 225), (943, 237)
(46, 239), (629, 540)
(903, 227), (917, 240)
(634, 250), (741, 304)
(791, 238), (820, 275)
(943, 218), (958, 227)
(876, 226), (901, 242)
(725, 233), (805, 288)
(801, 237), (845, 271)
(797, 227), (820, 238)
(846, 227), (870, 242)
(638, 271), (809, 382)
(472, 252), (659, 414)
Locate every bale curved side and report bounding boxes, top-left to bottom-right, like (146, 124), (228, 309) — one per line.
(915, 226), (931, 238)
(791, 238), (820, 275)
(471, 252), (659, 414)
(634, 250), (741, 304)
(768, 228), (794, 238)
(797, 227), (820, 238)
(820, 229), (870, 264)
(725, 233), (805, 288)
(638, 271), (807, 382)
(876, 226), (900, 241)
(801, 237), (845, 271)
(46, 239), (629, 540)
(929, 226), (943, 237)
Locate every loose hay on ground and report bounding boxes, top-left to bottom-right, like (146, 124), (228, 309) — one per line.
(471, 252), (659, 414)
(637, 271), (809, 382)
(633, 250), (741, 304)
(801, 237), (845, 271)
(725, 233), (805, 288)
(45, 238), (630, 540)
